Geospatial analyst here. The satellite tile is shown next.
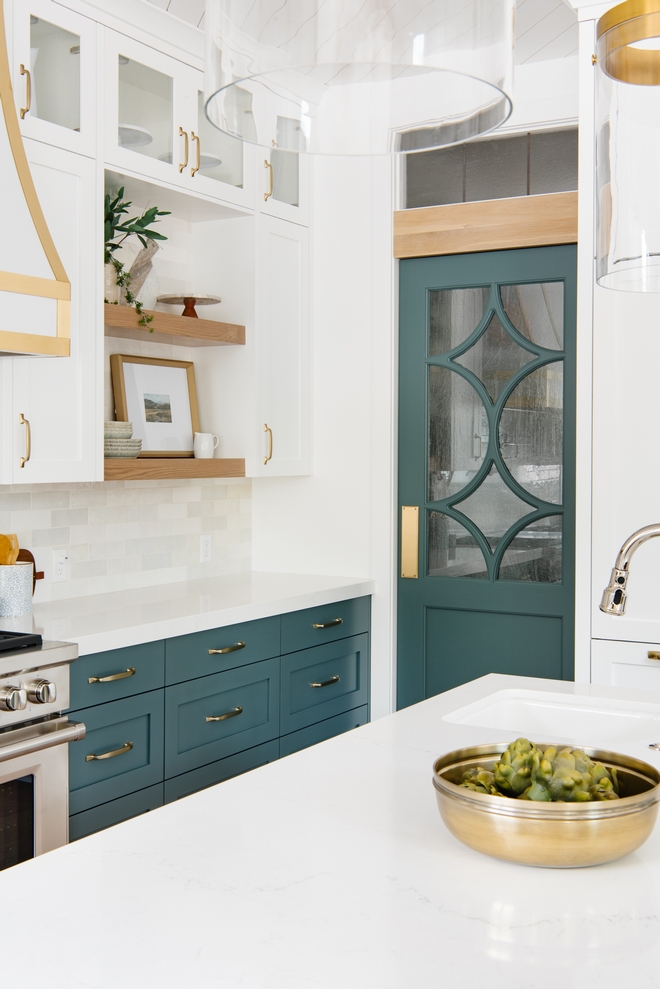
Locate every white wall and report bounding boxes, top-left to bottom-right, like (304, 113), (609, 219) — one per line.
(252, 155), (396, 719)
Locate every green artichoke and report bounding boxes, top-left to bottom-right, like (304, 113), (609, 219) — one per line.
(459, 767), (502, 796)
(494, 737), (542, 796)
(461, 739), (621, 802)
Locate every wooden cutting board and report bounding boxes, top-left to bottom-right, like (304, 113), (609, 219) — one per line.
(0, 534), (18, 566)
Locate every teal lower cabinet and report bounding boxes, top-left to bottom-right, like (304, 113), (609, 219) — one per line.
(69, 784), (164, 841)
(164, 657), (280, 778)
(280, 706), (369, 757)
(280, 634), (369, 735)
(69, 596), (370, 840)
(69, 691), (164, 815)
(164, 740), (280, 803)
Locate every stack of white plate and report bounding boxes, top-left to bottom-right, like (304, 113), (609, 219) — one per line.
(104, 422), (142, 458)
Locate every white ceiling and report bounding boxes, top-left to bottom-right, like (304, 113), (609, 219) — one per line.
(144, 0), (578, 64)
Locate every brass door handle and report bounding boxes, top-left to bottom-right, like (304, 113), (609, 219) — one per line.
(190, 131), (200, 176)
(19, 64), (31, 119)
(263, 423), (273, 465)
(206, 706), (243, 723)
(649, 652), (660, 660)
(264, 159), (273, 200)
(88, 667), (136, 684)
(85, 741), (133, 762)
(401, 505), (419, 578)
(312, 618), (343, 629)
(310, 675), (340, 688)
(208, 642), (246, 655)
(19, 413), (30, 468)
(179, 126), (189, 172)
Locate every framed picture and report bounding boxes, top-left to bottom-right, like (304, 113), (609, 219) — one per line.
(110, 355), (200, 457)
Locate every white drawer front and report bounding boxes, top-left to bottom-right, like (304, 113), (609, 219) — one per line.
(592, 639), (660, 693)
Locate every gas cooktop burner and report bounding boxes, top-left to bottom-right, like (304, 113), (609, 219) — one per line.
(0, 631), (42, 652)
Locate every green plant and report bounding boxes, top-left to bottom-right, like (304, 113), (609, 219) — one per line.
(104, 187), (170, 329)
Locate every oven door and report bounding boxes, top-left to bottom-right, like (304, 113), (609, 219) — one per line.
(0, 717), (85, 871)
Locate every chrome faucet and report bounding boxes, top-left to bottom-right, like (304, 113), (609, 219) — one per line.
(600, 524), (660, 616)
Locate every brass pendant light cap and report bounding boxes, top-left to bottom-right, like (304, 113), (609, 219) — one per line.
(597, 0), (660, 84)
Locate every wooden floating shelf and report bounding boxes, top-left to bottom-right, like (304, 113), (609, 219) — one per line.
(104, 304), (245, 347)
(104, 458), (245, 481)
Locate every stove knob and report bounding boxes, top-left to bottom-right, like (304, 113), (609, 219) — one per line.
(0, 685), (28, 712)
(27, 679), (57, 705)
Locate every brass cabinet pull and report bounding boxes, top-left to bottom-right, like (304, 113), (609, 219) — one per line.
(263, 423), (273, 465)
(19, 64), (31, 118)
(649, 652), (660, 660)
(208, 642), (246, 656)
(85, 741), (133, 762)
(88, 667), (136, 684)
(178, 126), (189, 172)
(264, 159), (274, 200)
(190, 131), (200, 176)
(401, 505), (419, 578)
(206, 706), (243, 723)
(312, 618), (343, 629)
(310, 675), (340, 688)
(19, 413), (30, 468)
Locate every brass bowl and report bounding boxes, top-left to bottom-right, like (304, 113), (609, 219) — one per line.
(433, 743), (660, 868)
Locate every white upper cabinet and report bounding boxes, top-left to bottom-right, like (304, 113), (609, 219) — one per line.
(103, 32), (252, 210)
(12, 0), (96, 158)
(103, 30), (187, 187)
(9, 140), (99, 483)
(183, 67), (254, 209)
(260, 146), (309, 226)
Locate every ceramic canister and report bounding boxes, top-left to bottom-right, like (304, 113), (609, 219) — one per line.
(0, 562), (33, 617)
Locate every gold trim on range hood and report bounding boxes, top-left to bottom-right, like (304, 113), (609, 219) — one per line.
(0, 0), (70, 356)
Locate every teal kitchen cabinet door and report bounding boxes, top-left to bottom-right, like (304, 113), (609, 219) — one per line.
(398, 245), (576, 708)
(69, 690), (164, 814)
(165, 617), (280, 685)
(281, 597), (370, 654)
(165, 657), (280, 778)
(69, 641), (165, 711)
(280, 634), (369, 735)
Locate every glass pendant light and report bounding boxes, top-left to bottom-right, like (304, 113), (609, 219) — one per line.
(204, 0), (514, 157)
(597, 0), (660, 291)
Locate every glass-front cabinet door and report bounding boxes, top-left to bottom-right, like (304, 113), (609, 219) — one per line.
(183, 69), (253, 208)
(261, 141), (309, 225)
(104, 30), (187, 185)
(12, 0), (96, 157)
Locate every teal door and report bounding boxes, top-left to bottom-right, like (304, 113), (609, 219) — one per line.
(397, 245), (576, 709)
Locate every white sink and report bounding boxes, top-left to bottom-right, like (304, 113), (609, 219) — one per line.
(442, 688), (660, 749)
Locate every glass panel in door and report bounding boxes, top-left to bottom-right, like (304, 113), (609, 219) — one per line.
(194, 91), (243, 188)
(118, 56), (173, 164)
(29, 17), (80, 131)
(271, 118), (302, 207)
(0, 775), (34, 871)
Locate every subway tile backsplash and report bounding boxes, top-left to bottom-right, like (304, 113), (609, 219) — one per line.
(0, 479), (251, 602)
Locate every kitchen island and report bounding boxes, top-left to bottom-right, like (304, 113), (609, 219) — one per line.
(2, 672), (660, 988)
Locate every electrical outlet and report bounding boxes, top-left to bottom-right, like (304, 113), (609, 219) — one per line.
(200, 534), (212, 563)
(52, 549), (69, 583)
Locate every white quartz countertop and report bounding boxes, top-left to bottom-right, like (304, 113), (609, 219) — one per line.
(30, 571), (374, 655)
(3, 673), (660, 988)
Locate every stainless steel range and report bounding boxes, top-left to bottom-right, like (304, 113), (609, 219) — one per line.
(0, 632), (85, 872)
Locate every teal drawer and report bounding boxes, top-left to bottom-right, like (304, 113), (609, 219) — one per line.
(70, 691), (164, 815)
(69, 784), (163, 841)
(280, 597), (370, 654)
(165, 657), (280, 778)
(166, 616), (280, 685)
(280, 634), (369, 735)
(164, 740), (279, 803)
(280, 706), (369, 757)
(70, 641), (165, 712)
